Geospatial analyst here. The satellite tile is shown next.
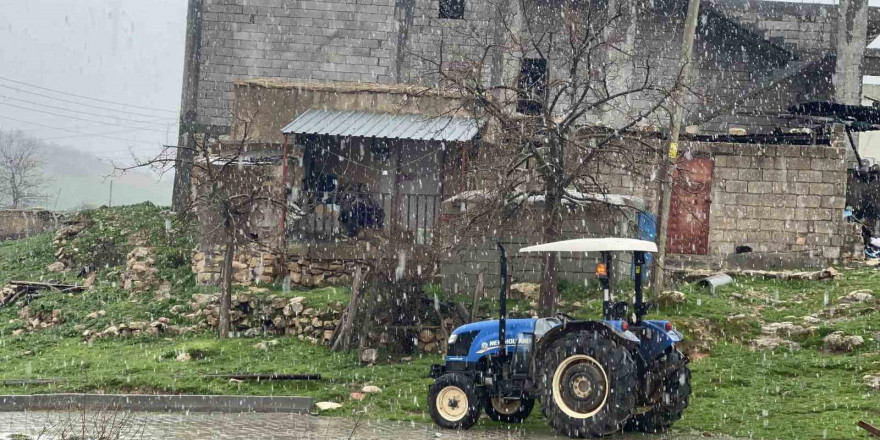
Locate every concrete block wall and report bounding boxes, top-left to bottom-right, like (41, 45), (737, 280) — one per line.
(709, 0), (839, 56)
(440, 203), (640, 292)
(690, 142), (853, 261)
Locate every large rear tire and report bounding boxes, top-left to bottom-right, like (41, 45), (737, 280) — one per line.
(428, 373), (483, 430)
(538, 330), (637, 438)
(485, 396), (535, 423)
(625, 349), (691, 433)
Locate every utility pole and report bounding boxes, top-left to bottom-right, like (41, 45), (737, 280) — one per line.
(108, 180), (113, 207)
(652, 0), (701, 295)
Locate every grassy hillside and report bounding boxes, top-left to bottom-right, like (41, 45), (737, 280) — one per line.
(0, 205), (876, 439)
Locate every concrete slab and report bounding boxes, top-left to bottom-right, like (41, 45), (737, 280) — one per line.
(0, 394), (313, 413)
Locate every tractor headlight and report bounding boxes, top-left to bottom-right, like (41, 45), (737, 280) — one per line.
(448, 334), (458, 345)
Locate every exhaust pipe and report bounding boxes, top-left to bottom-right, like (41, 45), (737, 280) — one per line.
(498, 242), (508, 358)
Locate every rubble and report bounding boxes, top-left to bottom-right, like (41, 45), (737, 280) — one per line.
(838, 290), (875, 304)
(823, 331), (864, 352)
(658, 290), (686, 306)
(47, 262), (65, 273)
(510, 283), (540, 300)
(864, 374), (880, 391)
(751, 335), (801, 351)
(360, 348), (379, 364)
(761, 322), (808, 337)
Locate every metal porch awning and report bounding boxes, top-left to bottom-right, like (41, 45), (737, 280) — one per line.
(281, 109), (480, 142)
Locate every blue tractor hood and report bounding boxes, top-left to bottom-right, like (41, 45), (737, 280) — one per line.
(446, 318), (537, 363)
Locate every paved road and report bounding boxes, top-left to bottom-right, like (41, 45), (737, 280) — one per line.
(0, 412), (730, 440)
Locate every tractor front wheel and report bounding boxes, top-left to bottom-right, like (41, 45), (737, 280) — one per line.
(428, 373), (483, 430)
(485, 396), (535, 423)
(625, 349), (691, 433)
(539, 330), (636, 438)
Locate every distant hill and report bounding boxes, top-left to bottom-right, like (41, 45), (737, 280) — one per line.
(38, 143), (172, 211)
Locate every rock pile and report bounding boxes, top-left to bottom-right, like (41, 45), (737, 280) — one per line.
(189, 293), (345, 344)
(51, 218), (88, 269)
(823, 331), (864, 352)
(122, 247), (159, 292)
(14, 306), (63, 333)
(417, 328), (443, 353)
(82, 318), (198, 341)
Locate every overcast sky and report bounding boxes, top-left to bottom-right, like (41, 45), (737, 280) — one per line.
(0, 0), (186, 163)
(1, 0), (880, 165)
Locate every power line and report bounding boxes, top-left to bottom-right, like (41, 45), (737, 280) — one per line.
(0, 114), (168, 146)
(0, 74), (178, 114)
(0, 102), (171, 133)
(0, 83), (178, 120)
(0, 94), (179, 127)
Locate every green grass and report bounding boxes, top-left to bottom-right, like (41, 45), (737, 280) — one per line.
(0, 205), (877, 439)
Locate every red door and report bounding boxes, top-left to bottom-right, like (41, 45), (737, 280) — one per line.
(667, 156), (714, 255)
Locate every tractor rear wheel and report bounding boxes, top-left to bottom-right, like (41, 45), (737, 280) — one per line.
(428, 373), (483, 430)
(485, 396), (535, 423)
(625, 349), (691, 433)
(538, 330), (637, 438)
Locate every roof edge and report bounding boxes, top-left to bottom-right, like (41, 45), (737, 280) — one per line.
(235, 78), (462, 99)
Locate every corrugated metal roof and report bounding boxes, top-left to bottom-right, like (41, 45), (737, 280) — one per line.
(281, 109), (480, 142)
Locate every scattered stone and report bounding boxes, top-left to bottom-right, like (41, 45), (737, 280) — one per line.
(83, 272), (97, 288)
(175, 352), (192, 362)
(751, 335), (801, 351)
(418, 329), (436, 343)
(658, 291), (686, 306)
(12, 329), (23, 336)
(254, 342), (268, 350)
(802, 316), (821, 325)
(863, 374), (880, 391)
(350, 392), (366, 401)
(315, 402), (342, 411)
(838, 290), (875, 304)
(727, 314), (747, 322)
(823, 331), (864, 352)
(510, 283), (540, 300)
(400, 356), (413, 362)
(361, 385), (382, 394)
(761, 322), (807, 337)
(47, 262), (65, 273)
(360, 348), (379, 365)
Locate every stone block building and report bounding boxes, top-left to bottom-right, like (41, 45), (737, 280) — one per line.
(179, 0), (879, 289)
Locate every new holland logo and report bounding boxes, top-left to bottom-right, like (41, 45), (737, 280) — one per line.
(476, 338), (518, 354)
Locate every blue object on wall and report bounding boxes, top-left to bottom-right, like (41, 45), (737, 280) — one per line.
(634, 212), (656, 280)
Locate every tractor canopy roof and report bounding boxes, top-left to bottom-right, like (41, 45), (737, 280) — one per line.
(519, 238), (658, 254)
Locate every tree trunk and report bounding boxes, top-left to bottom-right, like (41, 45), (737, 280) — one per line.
(539, 185), (562, 317)
(218, 231), (235, 339)
(469, 270), (484, 322)
(330, 265), (364, 352)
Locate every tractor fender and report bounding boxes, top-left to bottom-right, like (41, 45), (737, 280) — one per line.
(531, 320), (640, 373)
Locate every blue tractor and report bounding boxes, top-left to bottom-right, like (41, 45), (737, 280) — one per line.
(428, 238), (691, 438)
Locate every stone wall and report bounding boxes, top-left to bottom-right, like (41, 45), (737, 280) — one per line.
(0, 209), (59, 241)
(193, 245), (366, 288)
(186, 290), (445, 354)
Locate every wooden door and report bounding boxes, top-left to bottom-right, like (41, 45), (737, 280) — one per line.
(667, 156), (714, 255)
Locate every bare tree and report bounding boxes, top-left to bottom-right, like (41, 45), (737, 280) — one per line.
(0, 130), (47, 208)
(116, 115), (282, 339)
(412, 0), (678, 315)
